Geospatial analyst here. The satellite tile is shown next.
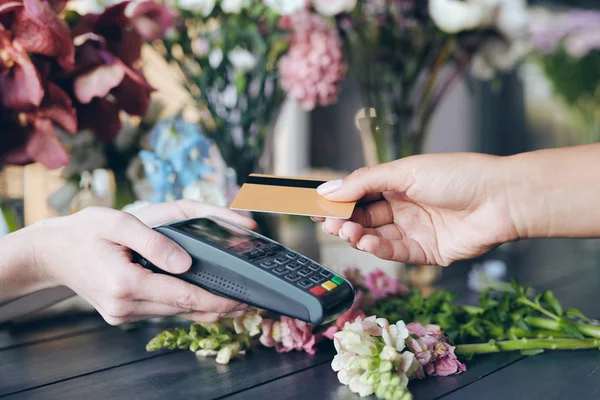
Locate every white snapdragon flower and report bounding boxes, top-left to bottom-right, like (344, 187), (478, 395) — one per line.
(228, 47), (257, 72)
(233, 310), (263, 336)
(470, 38), (531, 80)
(178, 0), (216, 16)
(376, 318), (409, 352)
(263, 0), (306, 15)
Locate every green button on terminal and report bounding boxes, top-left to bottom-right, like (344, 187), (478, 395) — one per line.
(331, 276), (343, 285)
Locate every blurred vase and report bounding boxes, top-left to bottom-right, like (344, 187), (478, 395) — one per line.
(272, 96), (310, 177)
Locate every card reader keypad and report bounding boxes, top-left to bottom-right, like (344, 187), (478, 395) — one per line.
(253, 247), (346, 297)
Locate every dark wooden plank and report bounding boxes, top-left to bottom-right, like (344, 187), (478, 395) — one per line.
(0, 314), (107, 351)
(0, 322), (178, 396)
(218, 353), (527, 400)
(4, 343), (335, 400)
(441, 350), (600, 400)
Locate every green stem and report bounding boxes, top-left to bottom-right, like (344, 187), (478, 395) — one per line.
(456, 338), (600, 355)
(525, 317), (600, 339)
(518, 298), (560, 321)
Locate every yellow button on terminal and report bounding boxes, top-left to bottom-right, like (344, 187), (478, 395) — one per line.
(321, 281), (337, 291)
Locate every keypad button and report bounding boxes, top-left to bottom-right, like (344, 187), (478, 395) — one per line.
(331, 276), (344, 285)
(286, 262), (301, 271)
(298, 279), (312, 288)
(274, 257), (289, 265)
(267, 244), (283, 252)
(298, 268), (311, 277)
(320, 270), (332, 278)
(273, 266), (287, 275)
(243, 251), (257, 260)
(322, 281), (337, 291)
(260, 260), (276, 269)
(308, 263), (320, 271)
(286, 252), (298, 259)
(297, 258), (309, 265)
(310, 286), (327, 296)
(285, 273), (300, 282)
(310, 275), (324, 284)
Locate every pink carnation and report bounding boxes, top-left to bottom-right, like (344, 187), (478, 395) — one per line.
(277, 9), (347, 110)
(364, 268), (409, 300)
(322, 290), (367, 340)
(406, 322), (466, 377)
(260, 316), (317, 355)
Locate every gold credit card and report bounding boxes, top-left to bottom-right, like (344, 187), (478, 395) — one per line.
(230, 173), (356, 219)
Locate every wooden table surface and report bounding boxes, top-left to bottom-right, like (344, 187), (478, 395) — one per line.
(2, 238), (600, 400)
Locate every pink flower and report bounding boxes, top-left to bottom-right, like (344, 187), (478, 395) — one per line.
(407, 322), (442, 338)
(277, 9), (346, 110)
(364, 269), (408, 300)
(406, 322), (467, 377)
(322, 290), (367, 340)
(406, 336), (433, 365)
(259, 316), (317, 355)
(425, 344), (467, 377)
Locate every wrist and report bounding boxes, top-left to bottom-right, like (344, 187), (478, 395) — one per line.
(496, 153), (550, 240)
(0, 220), (58, 302)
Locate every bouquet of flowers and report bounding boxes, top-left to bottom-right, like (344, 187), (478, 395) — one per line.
(530, 9), (600, 144)
(333, 0), (532, 161)
(156, 0), (348, 185)
(0, 0), (175, 169)
(146, 266), (600, 400)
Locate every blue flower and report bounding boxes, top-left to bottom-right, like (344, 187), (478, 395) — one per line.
(139, 150), (183, 202)
(170, 139), (215, 187)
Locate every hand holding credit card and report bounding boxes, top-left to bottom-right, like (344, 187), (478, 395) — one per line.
(230, 174), (356, 219)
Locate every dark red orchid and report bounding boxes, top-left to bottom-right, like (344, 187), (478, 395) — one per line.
(0, 0), (174, 169)
(0, 82), (76, 168)
(0, 27), (44, 109)
(68, 32), (154, 142)
(73, 0), (175, 67)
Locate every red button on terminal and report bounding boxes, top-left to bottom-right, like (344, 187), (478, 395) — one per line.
(310, 286), (327, 296)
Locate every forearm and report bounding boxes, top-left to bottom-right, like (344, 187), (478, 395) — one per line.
(0, 225), (55, 303)
(501, 143), (600, 239)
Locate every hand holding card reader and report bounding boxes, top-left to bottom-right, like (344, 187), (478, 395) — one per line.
(132, 216), (355, 325)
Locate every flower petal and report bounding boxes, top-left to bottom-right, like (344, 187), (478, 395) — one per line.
(124, 0), (176, 41)
(112, 63), (153, 116)
(77, 97), (122, 143)
(25, 118), (70, 169)
(39, 82), (77, 134)
(0, 29), (44, 108)
(74, 62), (125, 104)
(13, 0), (74, 69)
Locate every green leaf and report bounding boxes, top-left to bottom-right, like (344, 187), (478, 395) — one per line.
(521, 348), (545, 356)
(542, 290), (563, 316)
(564, 308), (591, 323)
(558, 317), (585, 339)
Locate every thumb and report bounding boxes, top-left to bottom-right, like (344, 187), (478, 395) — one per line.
(316, 162), (407, 202)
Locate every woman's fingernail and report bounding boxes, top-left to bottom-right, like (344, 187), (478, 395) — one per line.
(168, 249), (190, 272)
(322, 223), (329, 234)
(317, 179), (343, 195)
(356, 241), (365, 251)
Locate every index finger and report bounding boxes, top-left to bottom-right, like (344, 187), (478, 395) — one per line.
(131, 200), (258, 230)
